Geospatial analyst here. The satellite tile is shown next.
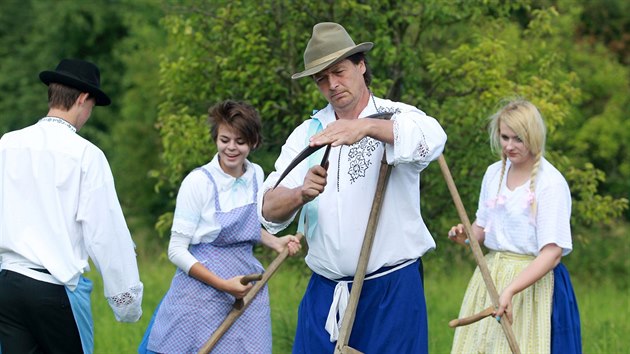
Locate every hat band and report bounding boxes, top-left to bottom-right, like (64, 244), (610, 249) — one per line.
(305, 47), (355, 70)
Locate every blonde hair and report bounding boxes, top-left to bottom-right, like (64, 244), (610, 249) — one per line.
(488, 99), (547, 217)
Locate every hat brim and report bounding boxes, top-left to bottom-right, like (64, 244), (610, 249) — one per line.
(292, 42), (373, 80)
(39, 71), (111, 106)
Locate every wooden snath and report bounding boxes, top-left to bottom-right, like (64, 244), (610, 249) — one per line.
(438, 155), (521, 353)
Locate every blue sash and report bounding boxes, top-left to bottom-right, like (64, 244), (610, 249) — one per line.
(65, 276), (94, 354)
(297, 117), (324, 238)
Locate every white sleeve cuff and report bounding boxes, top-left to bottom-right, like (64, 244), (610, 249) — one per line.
(107, 282), (144, 323)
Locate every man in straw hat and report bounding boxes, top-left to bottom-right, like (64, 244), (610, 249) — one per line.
(258, 22), (447, 353)
(0, 59), (143, 353)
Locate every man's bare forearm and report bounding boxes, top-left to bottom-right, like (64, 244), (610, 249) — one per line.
(261, 186), (304, 223)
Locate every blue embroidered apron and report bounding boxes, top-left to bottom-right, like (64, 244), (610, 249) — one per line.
(146, 168), (271, 354)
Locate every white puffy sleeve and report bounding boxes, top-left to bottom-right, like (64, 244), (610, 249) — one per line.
(535, 168), (573, 255)
(386, 107), (446, 171)
(78, 148), (143, 322)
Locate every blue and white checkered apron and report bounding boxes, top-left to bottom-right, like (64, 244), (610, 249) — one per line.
(146, 168), (271, 354)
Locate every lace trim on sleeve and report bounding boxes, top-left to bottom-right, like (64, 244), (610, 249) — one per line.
(394, 119), (401, 147)
(393, 115), (430, 160)
(108, 284), (143, 306)
(106, 283), (144, 322)
(413, 126), (430, 160)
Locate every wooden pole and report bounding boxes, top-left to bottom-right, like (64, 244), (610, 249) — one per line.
(334, 156), (392, 354)
(233, 273), (263, 310)
(197, 232), (303, 354)
(437, 155), (521, 353)
(448, 306), (495, 328)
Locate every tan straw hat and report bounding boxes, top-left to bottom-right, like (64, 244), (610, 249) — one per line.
(292, 22), (373, 79)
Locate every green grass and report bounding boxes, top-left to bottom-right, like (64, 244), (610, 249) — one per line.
(89, 252), (172, 353)
(424, 262), (470, 352)
(88, 248), (629, 353)
(574, 277), (629, 354)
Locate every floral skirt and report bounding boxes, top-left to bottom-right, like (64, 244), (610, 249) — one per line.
(451, 251), (553, 354)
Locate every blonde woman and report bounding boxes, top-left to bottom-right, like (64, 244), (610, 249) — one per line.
(448, 99), (581, 353)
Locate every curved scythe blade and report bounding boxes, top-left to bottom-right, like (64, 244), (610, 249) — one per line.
(272, 112), (392, 189)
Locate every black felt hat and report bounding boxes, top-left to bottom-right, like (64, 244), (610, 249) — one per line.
(39, 59), (111, 106)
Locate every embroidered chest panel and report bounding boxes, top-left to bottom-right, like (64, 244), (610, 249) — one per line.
(346, 136), (381, 183)
(341, 104), (401, 185)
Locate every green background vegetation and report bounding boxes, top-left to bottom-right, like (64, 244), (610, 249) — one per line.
(1, 0), (628, 352)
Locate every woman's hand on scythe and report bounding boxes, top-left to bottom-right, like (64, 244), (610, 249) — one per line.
(447, 221), (486, 247)
(261, 228), (302, 256)
(281, 235), (302, 256)
(495, 289), (515, 324)
(447, 223), (469, 246)
(221, 276), (253, 299)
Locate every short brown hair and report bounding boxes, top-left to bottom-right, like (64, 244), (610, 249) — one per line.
(207, 100), (263, 150)
(48, 83), (82, 110)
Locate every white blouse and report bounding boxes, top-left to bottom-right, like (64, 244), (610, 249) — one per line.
(0, 117), (143, 322)
(475, 158), (573, 256)
(168, 155), (264, 273)
(258, 97), (447, 280)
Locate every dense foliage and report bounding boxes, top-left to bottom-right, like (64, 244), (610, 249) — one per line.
(0, 0), (168, 232)
(3, 3), (627, 351)
(1, 0), (627, 254)
(151, 0), (627, 239)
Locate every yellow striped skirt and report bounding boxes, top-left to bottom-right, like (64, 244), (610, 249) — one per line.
(451, 251), (553, 354)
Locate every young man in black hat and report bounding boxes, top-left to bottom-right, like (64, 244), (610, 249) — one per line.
(0, 59), (143, 354)
(258, 22), (447, 353)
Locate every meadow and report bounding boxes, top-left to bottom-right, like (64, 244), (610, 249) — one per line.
(89, 225), (630, 354)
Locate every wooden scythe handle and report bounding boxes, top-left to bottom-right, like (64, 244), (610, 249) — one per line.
(233, 273), (264, 310)
(333, 112), (394, 354)
(449, 306), (495, 328)
(197, 233), (303, 354)
(240, 273), (263, 285)
(438, 155), (521, 353)
(335, 155), (392, 354)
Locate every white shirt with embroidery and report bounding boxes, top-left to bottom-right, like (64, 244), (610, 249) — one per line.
(475, 157), (573, 256)
(258, 97), (447, 280)
(0, 117), (143, 322)
(168, 155), (264, 273)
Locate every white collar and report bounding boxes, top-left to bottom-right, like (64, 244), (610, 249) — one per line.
(39, 116), (77, 133)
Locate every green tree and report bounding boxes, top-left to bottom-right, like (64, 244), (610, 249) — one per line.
(0, 0), (170, 242)
(153, 0), (627, 239)
(105, 0), (170, 237)
(564, 0), (630, 219)
(0, 0), (125, 136)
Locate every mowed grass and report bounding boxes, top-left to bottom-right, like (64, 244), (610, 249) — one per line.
(88, 251), (629, 353)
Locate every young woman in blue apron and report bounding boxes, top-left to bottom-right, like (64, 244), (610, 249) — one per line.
(139, 100), (301, 353)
